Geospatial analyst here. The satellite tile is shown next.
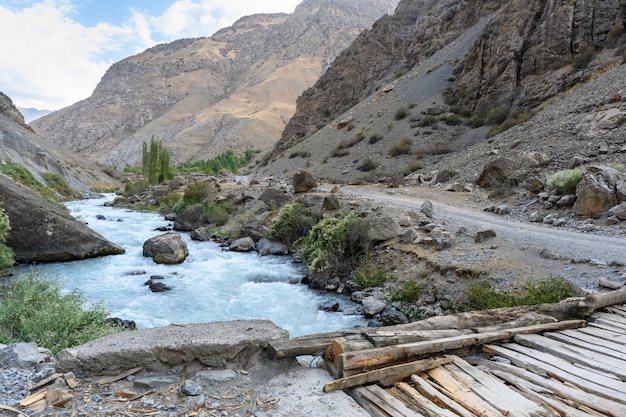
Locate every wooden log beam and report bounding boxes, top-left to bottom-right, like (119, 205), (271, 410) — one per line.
(338, 320), (586, 375)
(323, 357), (452, 392)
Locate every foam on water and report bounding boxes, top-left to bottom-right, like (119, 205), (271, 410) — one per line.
(16, 195), (367, 336)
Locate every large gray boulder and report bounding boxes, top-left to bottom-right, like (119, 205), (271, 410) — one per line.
(56, 320), (288, 372)
(575, 166), (621, 218)
(143, 232), (189, 264)
(174, 203), (204, 231)
(0, 342), (53, 368)
(0, 175), (124, 263)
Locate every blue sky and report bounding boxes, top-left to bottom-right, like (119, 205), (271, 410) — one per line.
(0, 0), (301, 110)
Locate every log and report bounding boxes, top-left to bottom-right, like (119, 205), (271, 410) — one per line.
(338, 320), (586, 376)
(357, 384), (423, 417)
(393, 382), (459, 417)
(323, 357), (452, 392)
(96, 367), (143, 385)
(325, 335), (375, 368)
(268, 330), (360, 359)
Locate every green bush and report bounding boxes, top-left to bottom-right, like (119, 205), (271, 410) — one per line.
(444, 114), (461, 126)
(177, 149), (259, 175)
(357, 157), (378, 172)
(301, 212), (370, 276)
(42, 172), (81, 200)
(355, 269), (388, 289)
(485, 106), (509, 125)
(487, 112), (530, 137)
(0, 272), (124, 354)
(390, 280), (423, 303)
(0, 207), (14, 270)
(418, 116), (437, 127)
(368, 134), (383, 144)
(123, 179), (150, 197)
(395, 107), (409, 120)
(266, 202), (322, 246)
(204, 198), (236, 226)
(546, 169), (583, 194)
(173, 181), (212, 213)
(465, 277), (572, 310)
(156, 192), (183, 213)
(388, 138), (412, 156)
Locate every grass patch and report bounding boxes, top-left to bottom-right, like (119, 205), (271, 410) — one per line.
(289, 150), (311, 159)
(444, 114), (462, 126)
(395, 107), (409, 120)
(487, 111), (530, 137)
(546, 169), (583, 194)
(390, 280), (423, 303)
(368, 134), (383, 144)
(357, 157), (378, 172)
(0, 272), (125, 354)
(417, 116), (437, 127)
(42, 172), (81, 200)
(465, 277), (572, 310)
(0, 161), (57, 202)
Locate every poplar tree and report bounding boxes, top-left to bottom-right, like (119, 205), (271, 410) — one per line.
(142, 136), (173, 185)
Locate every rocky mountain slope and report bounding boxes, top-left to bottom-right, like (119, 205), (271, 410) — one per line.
(31, 0), (399, 169)
(259, 0), (626, 184)
(0, 93), (118, 192)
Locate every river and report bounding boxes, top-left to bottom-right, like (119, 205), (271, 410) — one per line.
(16, 195), (367, 337)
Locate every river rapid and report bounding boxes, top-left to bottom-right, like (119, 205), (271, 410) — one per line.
(16, 195), (367, 337)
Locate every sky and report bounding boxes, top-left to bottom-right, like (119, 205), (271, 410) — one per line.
(0, 0), (302, 111)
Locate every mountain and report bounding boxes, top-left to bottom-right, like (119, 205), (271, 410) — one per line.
(0, 92), (119, 192)
(257, 0), (626, 183)
(31, 0), (399, 169)
(19, 107), (52, 123)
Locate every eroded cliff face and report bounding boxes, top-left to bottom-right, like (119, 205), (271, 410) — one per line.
(267, 0), (625, 161)
(31, 0), (399, 168)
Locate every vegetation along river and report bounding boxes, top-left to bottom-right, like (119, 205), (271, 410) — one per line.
(16, 195), (367, 336)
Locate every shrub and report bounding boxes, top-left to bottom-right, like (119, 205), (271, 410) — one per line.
(395, 107), (409, 120)
(266, 203), (321, 246)
(301, 212), (370, 276)
(572, 47), (596, 70)
(289, 150), (311, 159)
(123, 179), (149, 197)
(368, 134), (383, 144)
(390, 280), (423, 303)
(546, 169), (583, 194)
(485, 106), (509, 125)
(0, 272), (124, 354)
(156, 192), (183, 213)
(204, 198), (236, 226)
(468, 114), (486, 128)
(0, 207), (14, 270)
(487, 112), (530, 137)
(42, 172), (81, 200)
(357, 157), (378, 172)
(354, 269), (388, 289)
(445, 114), (461, 126)
(388, 138), (412, 156)
(418, 116), (437, 127)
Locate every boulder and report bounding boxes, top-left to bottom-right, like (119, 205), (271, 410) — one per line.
(0, 342), (53, 368)
(143, 232), (189, 264)
(229, 237), (256, 252)
(174, 204), (205, 231)
(255, 238), (290, 256)
(323, 195), (341, 210)
(0, 175), (124, 263)
(420, 200), (434, 218)
(608, 202), (626, 220)
(368, 216), (402, 242)
(292, 170), (317, 193)
(361, 297), (386, 318)
(475, 229), (496, 242)
(476, 154), (547, 189)
(190, 226), (212, 241)
(380, 308), (409, 326)
(56, 320), (289, 372)
(260, 188), (290, 208)
(575, 170), (618, 218)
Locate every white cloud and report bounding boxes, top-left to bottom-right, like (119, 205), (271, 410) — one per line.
(0, 0), (300, 110)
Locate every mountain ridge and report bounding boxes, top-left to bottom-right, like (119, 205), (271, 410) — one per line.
(31, 0), (399, 169)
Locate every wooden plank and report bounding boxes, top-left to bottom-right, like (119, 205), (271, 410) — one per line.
(603, 306), (626, 318)
(425, 366), (503, 417)
(338, 320), (586, 375)
(323, 357), (453, 392)
(476, 359), (626, 416)
(359, 384), (424, 417)
(445, 356), (552, 416)
(393, 383), (459, 417)
(557, 328), (625, 353)
(577, 325), (626, 343)
(96, 367), (143, 385)
(483, 343), (626, 402)
(546, 331), (626, 361)
(28, 372), (63, 391)
(587, 319), (626, 334)
(18, 389), (47, 407)
(593, 311), (626, 326)
(514, 333), (626, 379)
(347, 387), (391, 417)
(476, 361), (597, 417)
(410, 374), (476, 417)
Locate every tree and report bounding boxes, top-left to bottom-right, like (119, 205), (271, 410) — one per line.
(142, 136), (173, 185)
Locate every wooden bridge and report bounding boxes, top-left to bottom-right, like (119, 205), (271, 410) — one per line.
(270, 288), (626, 417)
